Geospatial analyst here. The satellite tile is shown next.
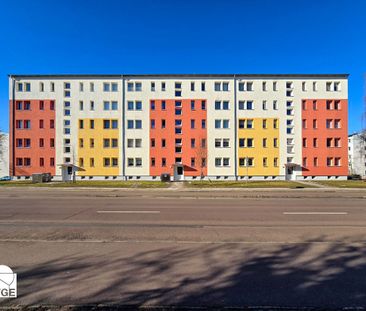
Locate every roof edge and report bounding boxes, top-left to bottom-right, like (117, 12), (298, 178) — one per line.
(8, 73), (350, 78)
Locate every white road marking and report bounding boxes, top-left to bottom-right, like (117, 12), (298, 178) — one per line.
(97, 210), (160, 214)
(283, 212), (348, 215)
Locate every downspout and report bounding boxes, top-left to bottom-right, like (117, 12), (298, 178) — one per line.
(234, 74), (238, 181)
(121, 75), (126, 179)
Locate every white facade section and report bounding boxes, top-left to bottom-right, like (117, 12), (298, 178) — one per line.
(0, 132), (9, 177)
(348, 132), (366, 178)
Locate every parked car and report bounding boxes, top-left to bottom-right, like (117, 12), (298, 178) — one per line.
(0, 176), (12, 181)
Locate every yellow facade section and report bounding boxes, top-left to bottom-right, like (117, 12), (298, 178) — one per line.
(238, 118), (280, 176)
(78, 118), (120, 176)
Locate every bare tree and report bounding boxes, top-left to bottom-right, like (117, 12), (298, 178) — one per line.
(0, 131), (5, 159)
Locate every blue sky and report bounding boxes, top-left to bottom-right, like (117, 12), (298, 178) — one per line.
(0, 0), (365, 133)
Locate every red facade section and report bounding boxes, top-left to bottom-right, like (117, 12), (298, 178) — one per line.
(302, 99), (348, 176)
(10, 100), (56, 176)
(149, 99), (207, 177)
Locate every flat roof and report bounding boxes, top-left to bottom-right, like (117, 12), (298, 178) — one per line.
(8, 73), (349, 78)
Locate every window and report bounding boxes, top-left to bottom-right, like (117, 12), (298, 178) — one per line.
(334, 82), (340, 91)
(263, 157), (268, 167)
(135, 82), (142, 91)
(247, 119), (253, 129)
(103, 83), (110, 92)
(191, 100), (195, 110)
(303, 157), (307, 167)
(111, 101), (118, 110)
(313, 100), (317, 110)
(215, 120), (222, 129)
(223, 139), (229, 147)
(247, 138), (254, 147)
(25, 83), (31, 92)
(223, 158), (230, 166)
(161, 82), (166, 91)
(104, 101), (110, 110)
(202, 119), (206, 129)
(127, 82), (134, 92)
(302, 81), (307, 91)
(238, 82), (245, 91)
(90, 82), (94, 92)
(150, 139), (155, 147)
(273, 82), (277, 91)
(260, 120), (267, 130)
(135, 120), (142, 129)
(39, 119), (44, 129)
(191, 138), (195, 148)
(303, 138), (307, 148)
(335, 138), (341, 147)
(274, 157), (278, 167)
(162, 158), (166, 167)
(215, 158), (222, 167)
(334, 100), (341, 110)
(39, 101), (44, 110)
(334, 119), (341, 128)
(239, 138), (245, 148)
(223, 82), (229, 91)
(223, 120), (229, 128)
(190, 119), (195, 129)
(215, 101), (221, 110)
(273, 100), (278, 110)
(314, 157), (318, 167)
(103, 120), (111, 129)
(111, 83), (118, 92)
(24, 101), (31, 110)
(302, 119), (307, 129)
(161, 139), (166, 147)
(112, 139), (118, 148)
(191, 82), (195, 91)
(151, 82), (155, 91)
(175, 82), (182, 89)
(16, 102), (22, 110)
(326, 119), (333, 129)
(103, 139), (110, 148)
(262, 100), (267, 110)
(104, 158), (111, 167)
(201, 138), (206, 148)
(215, 139), (222, 148)
(327, 138), (332, 147)
(17, 83), (23, 92)
(24, 158), (31, 166)
(273, 119), (278, 129)
(79, 82), (84, 92)
(161, 101), (166, 110)
(313, 81), (317, 91)
(239, 120), (245, 129)
(161, 119), (166, 129)
(40, 82), (44, 92)
(263, 138), (267, 148)
(327, 157), (333, 167)
(201, 82), (205, 91)
(127, 158), (134, 167)
(151, 158), (156, 167)
(326, 82), (332, 92)
(247, 82), (253, 91)
(335, 157), (341, 166)
(274, 138), (278, 147)
(262, 81), (267, 91)
(313, 138), (318, 147)
(151, 119), (156, 129)
(150, 101), (155, 110)
(112, 120), (118, 129)
(50, 119), (55, 129)
(201, 100), (206, 110)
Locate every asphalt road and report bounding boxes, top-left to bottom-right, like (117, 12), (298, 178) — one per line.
(0, 187), (366, 308)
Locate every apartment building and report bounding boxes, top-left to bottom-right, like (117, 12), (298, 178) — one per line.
(348, 132), (366, 178)
(8, 74), (348, 181)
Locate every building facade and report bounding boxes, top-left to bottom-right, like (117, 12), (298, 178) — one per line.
(9, 74), (349, 181)
(348, 132), (366, 178)
(0, 132), (9, 177)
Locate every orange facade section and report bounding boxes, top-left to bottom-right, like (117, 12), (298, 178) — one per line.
(10, 100), (56, 176)
(302, 99), (348, 176)
(149, 99), (207, 177)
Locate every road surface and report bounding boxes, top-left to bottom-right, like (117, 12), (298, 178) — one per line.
(0, 187), (365, 308)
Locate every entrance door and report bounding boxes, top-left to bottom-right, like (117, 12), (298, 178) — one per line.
(286, 167), (295, 180)
(174, 165), (184, 181)
(62, 166), (73, 182)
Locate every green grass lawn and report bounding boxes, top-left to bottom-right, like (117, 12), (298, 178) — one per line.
(0, 180), (169, 188)
(313, 180), (366, 188)
(186, 180), (313, 188)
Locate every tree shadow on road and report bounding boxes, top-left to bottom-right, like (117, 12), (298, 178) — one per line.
(2, 237), (366, 308)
